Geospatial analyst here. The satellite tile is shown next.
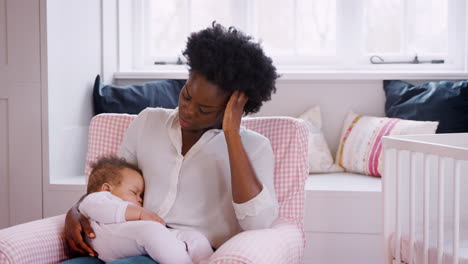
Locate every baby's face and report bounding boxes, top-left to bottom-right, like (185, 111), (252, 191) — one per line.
(111, 168), (144, 207)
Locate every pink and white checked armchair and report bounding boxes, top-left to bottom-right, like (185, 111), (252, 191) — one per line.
(0, 113), (308, 264)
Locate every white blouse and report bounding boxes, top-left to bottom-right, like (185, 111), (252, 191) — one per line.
(117, 107), (278, 248)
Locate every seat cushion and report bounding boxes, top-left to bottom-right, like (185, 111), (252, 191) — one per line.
(304, 173), (382, 234)
(306, 173), (381, 192)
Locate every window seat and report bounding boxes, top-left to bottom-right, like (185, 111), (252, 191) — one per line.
(303, 173), (382, 264)
(306, 172), (381, 192)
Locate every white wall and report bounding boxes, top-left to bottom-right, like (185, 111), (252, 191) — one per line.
(44, 0), (102, 217)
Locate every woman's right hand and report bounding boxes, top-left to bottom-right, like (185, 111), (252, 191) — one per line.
(64, 206), (97, 257)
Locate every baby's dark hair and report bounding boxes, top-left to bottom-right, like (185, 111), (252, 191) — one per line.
(87, 156), (142, 194)
(182, 22), (279, 115)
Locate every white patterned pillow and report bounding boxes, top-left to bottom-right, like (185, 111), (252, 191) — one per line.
(336, 111), (439, 177)
(298, 106), (343, 173)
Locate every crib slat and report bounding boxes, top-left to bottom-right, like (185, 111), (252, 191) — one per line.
(452, 160), (461, 264)
(423, 156), (430, 264)
(436, 157), (445, 264)
(395, 151), (402, 264)
(383, 148), (397, 264)
(409, 152), (416, 264)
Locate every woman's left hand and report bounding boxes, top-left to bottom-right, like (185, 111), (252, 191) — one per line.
(223, 91), (248, 135)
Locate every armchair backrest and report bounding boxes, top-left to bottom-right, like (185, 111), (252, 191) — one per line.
(85, 113), (309, 223)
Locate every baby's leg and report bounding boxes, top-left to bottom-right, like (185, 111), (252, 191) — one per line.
(89, 221), (149, 262)
(132, 221), (192, 264)
(173, 230), (214, 264)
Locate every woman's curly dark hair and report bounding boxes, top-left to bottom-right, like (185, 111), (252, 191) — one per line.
(182, 22), (278, 115)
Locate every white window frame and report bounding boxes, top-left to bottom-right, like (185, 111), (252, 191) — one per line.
(116, 0), (468, 77)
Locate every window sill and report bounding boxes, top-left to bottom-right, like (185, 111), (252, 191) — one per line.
(114, 69), (468, 81)
(46, 176), (86, 191)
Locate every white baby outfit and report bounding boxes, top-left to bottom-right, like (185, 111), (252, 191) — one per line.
(79, 191), (213, 264)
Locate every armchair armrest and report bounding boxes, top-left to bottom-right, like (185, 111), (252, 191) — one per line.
(208, 219), (304, 264)
(0, 214), (69, 264)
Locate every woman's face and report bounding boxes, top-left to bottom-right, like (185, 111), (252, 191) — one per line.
(178, 72), (230, 131)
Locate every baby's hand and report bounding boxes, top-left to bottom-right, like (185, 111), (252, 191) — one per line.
(139, 208), (166, 226)
(126, 205), (165, 226)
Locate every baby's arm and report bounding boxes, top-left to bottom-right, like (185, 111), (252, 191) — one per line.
(79, 191), (166, 225)
(78, 191), (129, 224)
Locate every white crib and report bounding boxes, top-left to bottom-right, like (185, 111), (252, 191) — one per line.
(383, 133), (468, 264)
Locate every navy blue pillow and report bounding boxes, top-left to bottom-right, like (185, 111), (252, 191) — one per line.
(93, 75), (185, 115)
(384, 80), (468, 133)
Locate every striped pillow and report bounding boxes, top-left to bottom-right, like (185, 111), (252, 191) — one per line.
(336, 111), (438, 177)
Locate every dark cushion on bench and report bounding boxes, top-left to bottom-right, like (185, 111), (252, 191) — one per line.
(384, 80), (468, 133)
(93, 75), (185, 115)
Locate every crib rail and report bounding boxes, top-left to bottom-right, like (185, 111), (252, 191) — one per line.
(382, 133), (468, 264)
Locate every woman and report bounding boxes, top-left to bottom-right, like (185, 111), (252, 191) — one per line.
(63, 23), (279, 264)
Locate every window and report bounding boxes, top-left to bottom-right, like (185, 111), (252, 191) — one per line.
(124, 0), (466, 72)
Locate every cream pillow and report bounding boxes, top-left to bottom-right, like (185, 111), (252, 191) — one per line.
(298, 106), (344, 173)
(336, 111), (439, 177)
